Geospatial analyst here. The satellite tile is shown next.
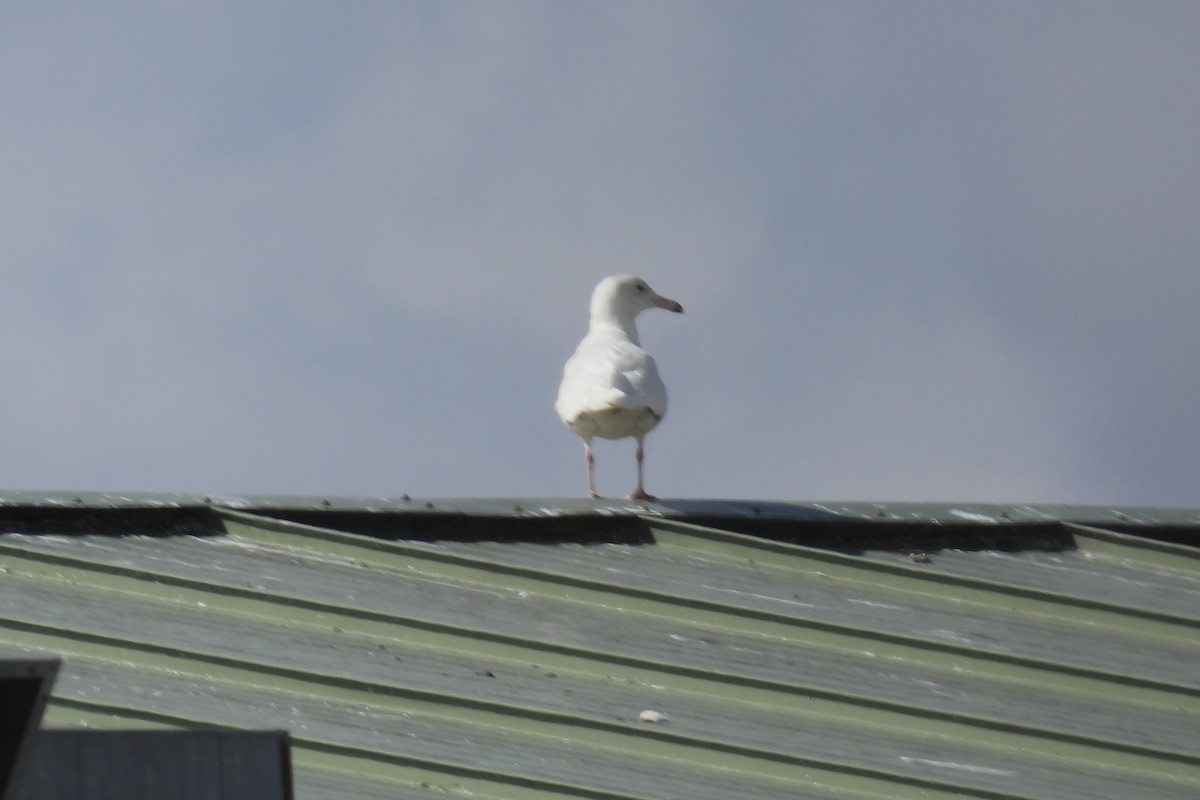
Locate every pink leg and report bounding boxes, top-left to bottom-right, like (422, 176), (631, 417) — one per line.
(585, 441), (600, 499)
(627, 436), (655, 501)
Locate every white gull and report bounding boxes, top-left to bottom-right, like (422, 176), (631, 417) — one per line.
(555, 274), (683, 500)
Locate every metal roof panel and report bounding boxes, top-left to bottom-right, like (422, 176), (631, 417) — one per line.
(0, 495), (1197, 799)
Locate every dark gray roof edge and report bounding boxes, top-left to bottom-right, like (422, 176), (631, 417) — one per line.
(1, 490), (1199, 528)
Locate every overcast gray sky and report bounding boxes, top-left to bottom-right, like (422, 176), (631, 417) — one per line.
(2, 2), (1198, 506)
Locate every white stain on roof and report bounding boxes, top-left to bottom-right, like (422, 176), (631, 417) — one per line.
(949, 509), (999, 524)
(899, 756), (1015, 776)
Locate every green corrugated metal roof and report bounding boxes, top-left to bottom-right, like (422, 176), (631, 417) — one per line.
(1, 493), (1198, 799)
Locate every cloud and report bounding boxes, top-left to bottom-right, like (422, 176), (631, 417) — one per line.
(1, 3), (1197, 504)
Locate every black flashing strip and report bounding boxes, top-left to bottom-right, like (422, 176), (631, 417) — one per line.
(0, 506), (218, 536)
(0, 494), (1197, 549)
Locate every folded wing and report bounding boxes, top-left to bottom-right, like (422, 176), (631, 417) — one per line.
(556, 338), (667, 435)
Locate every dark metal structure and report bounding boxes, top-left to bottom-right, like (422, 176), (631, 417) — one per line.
(15, 730), (293, 800)
(0, 656), (57, 800)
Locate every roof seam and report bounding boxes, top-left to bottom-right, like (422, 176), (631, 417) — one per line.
(208, 514), (1200, 697)
(645, 516), (1200, 630)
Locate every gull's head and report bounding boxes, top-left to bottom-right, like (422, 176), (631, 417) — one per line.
(591, 274), (684, 320)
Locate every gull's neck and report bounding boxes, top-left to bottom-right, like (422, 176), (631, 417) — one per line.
(588, 306), (641, 346)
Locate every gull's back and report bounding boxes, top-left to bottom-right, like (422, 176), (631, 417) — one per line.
(556, 334), (667, 441)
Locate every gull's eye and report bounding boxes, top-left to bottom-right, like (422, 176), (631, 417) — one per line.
(636, 283), (646, 292)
